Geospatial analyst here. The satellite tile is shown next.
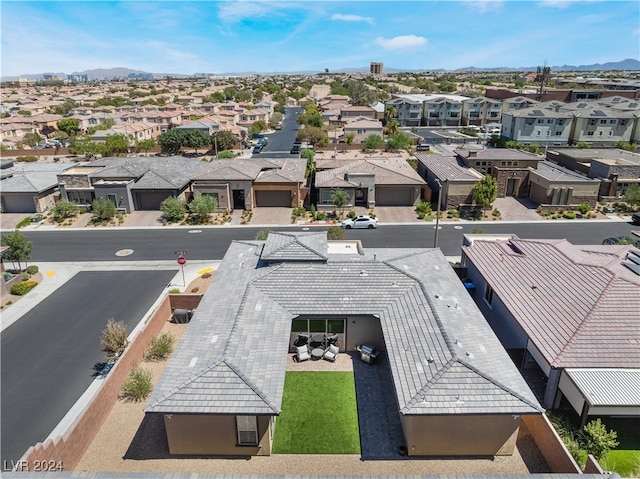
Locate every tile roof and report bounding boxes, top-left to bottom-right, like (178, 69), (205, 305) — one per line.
(532, 161), (600, 183)
(315, 158), (425, 188)
(415, 154), (484, 182)
(463, 239), (640, 369)
(147, 234), (542, 417)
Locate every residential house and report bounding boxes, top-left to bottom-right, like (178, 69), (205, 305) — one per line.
(461, 97), (503, 126)
(462, 237), (640, 423)
(528, 161), (600, 208)
(176, 119), (221, 135)
(415, 153), (484, 209)
(568, 107), (635, 147)
(500, 96), (541, 113)
(238, 108), (270, 129)
(314, 158), (425, 210)
(422, 95), (467, 127)
(500, 107), (573, 148)
(145, 231), (542, 456)
(340, 105), (377, 120)
(385, 96), (423, 127)
(342, 117), (383, 143)
(1, 161), (71, 213)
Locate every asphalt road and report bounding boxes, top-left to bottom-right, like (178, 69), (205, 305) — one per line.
(255, 107), (303, 155)
(23, 221), (638, 262)
(0, 269), (176, 466)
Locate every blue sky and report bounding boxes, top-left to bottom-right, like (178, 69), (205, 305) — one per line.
(2, 0), (639, 77)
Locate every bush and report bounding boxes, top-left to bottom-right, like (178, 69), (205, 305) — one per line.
(315, 211), (326, 221)
(51, 199), (79, 222)
(92, 198), (117, 221)
(563, 211), (576, 219)
(347, 209), (357, 219)
(100, 319), (128, 362)
(145, 333), (175, 361)
(492, 209), (501, 217)
(168, 288), (181, 294)
(20, 272), (30, 281)
(26, 265), (38, 275)
(201, 272), (212, 279)
(10, 280), (37, 296)
(255, 229), (270, 241)
(160, 196), (186, 223)
(327, 226), (346, 240)
(16, 155), (38, 162)
(16, 217), (32, 228)
(310, 204), (316, 221)
(577, 203), (591, 215)
(582, 418), (619, 460)
(416, 202), (432, 215)
(121, 365), (153, 402)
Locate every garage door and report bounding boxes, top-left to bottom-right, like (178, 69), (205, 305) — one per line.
(1, 194), (36, 213)
(135, 191), (174, 210)
(376, 188), (412, 206)
(255, 190), (291, 207)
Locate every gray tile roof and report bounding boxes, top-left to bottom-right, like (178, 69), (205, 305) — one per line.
(261, 231), (328, 262)
(147, 234), (542, 417)
(532, 161), (600, 183)
(315, 158), (425, 188)
(415, 154), (484, 182)
(463, 238), (640, 369)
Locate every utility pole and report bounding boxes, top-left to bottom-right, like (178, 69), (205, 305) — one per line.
(433, 179), (442, 248)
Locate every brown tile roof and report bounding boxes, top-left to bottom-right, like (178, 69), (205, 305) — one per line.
(464, 238), (640, 369)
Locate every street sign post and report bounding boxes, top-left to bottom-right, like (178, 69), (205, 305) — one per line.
(175, 251), (187, 286)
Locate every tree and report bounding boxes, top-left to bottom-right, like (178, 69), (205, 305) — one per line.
(384, 106), (398, 126)
(473, 176), (498, 208)
(249, 120), (267, 135)
(135, 138), (156, 155)
(92, 198), (117, 221)
(297, 126), (328, 146)
(157, 129), (184, 154)
(21, 132), (42, 148)
(51, 199), (79, 222)
(160, 196), (186, 223)
(100, 133), (130, 157)
(57, 118), (81, 137)
(296, 110), (323, 128)
(384, 120), (400, 137)
(188, 193), (218, 223)
(211, 130), (238, 151)
(344, 80), (376, 106)
(100, 319), (128, 362)
(301, 148), (315, 177)
(1, 230), (32, 270)
(327, 225), (346, 240)
(183, 130), (211, 155)
(268, 111), (283, 129)
(331, 188), (349, 215)
(363, 134), (384, 151)
(581, 418), (619, 460)
(624, 183), (640, 207)
(386, 131), (410, 151)
(576, 141), (591, 149)
(345, 132), (355, 146)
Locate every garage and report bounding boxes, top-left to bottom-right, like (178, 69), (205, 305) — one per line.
(255, 190), (291, 207)
(375, 187), (413, 206)
(1, 194), (37, 213)
(134, 191), (175, 210)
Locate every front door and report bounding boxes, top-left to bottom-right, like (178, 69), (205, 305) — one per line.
(232, 189), (245, 210)
(355, 188), (368, 206)
(506, 179), (516, 196)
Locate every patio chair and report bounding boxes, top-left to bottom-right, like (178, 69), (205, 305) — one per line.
(325, 334), (338, 347)
(294, 333), (309, 347)
(295, 345), (311, 362)
(310, 334), (325, 349)
(323, 344), (339, 362)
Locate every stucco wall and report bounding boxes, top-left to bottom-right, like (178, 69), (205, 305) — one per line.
(401, 414), (522, 456)
(163, 414), (272, 456)
(521, 414), (581, 473)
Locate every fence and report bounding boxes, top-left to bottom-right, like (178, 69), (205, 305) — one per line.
(522, 414), (582, 474)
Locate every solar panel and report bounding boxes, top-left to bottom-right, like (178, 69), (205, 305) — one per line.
(627, 254), (640, 266)
(629, 249), (640, 259)
(592, 110), (607, 116)
(622, 261), (640, 276)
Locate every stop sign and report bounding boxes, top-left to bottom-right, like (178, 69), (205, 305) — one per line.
(177, 255), (186, 265)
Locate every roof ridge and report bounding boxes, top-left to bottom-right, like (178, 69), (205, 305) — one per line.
(224, 359), (281, 414)
(455, 358), (544, 412)
(400, 358), (456, 414)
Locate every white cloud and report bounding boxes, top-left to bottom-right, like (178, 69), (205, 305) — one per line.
(217, 1), (271, 23)
(331, 13), (374, 25)
(461, 0), (505, 13)
(373, 35), (427, 50)
(539, 0), (603, 8)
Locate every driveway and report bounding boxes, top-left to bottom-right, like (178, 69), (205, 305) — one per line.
(492, 197), (542, 221)
(0, 269), (176, 464)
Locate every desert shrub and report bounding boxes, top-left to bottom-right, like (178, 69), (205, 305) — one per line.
(347, 209), (357, 219)
(492, 209), (501, 217)
(255, 229), (270, 240)
(577, 203), (591, 215)
(368, 211), (376, 219)
(168, 288), (181, 294)
(10, 280), (37, 296)
(26, 265), (39, 275)
(51, 199), (79, 222)
(16, 217), (32, 228)
(416, 202), (432, 215)
(20, 272), (30, 281)
(16, 155), (38, 162)
(327, 225), (346, 240)
(291, 206), (306, 219)
(121, 365), (153, 402)
(92, 198), (117, 221)
(582, 418), (619, 460)
(563, 211), (576, 219)
(145, 333), (175, 361)
(100, 319), (128, 362)
(160, 196), (186, 223)
(315, 211), (326, 220)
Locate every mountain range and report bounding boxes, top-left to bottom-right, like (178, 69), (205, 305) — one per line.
(3, 59), (639, 81)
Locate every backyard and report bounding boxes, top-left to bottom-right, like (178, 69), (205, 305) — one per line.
(272, 371), (360, 454)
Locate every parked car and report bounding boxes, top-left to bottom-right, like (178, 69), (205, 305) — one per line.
(416, 143), (431, 151)
(632, 211), (640, 225)
(253, 145), (263, 154)
(341, 215), (379, 229)
(290, 145), (300, 154)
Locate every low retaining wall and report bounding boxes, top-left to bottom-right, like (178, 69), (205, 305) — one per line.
(169, 293), (202, 311)
(17, 295), (173, 472)
(522, 414), (582, 474)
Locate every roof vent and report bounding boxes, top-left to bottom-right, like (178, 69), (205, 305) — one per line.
(344, 172), (350, 181)
(360, 270), (368, 277)
(427, 356), (434, 363)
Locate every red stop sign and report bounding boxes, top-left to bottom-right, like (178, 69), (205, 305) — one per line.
(177, 255), (186, 265)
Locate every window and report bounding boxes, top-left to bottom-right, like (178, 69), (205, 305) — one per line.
(537, 131), (541, 136)
(621, 120), (627, 126)
(610, 119), (617, 125)
(68, 191), (89, 204)
(587, 131), (594, 136)
(589, 120), (596, 126)
(320, 190), (333, 204)
(501, 161), (506, 166)
(291, 318), (345, 335)
(555, 131), (562, 136)
(537, 119), (544, 124)
(513, 161), (518, 166)
(236, 416), (258, 445)
(203, 192), (219, 202)
(558, 119), (564, 125)
(600, 119), (607, 124)
(484, 284), (494, 307)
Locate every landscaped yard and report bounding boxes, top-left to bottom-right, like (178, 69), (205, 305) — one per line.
(272, 371), (360, 454)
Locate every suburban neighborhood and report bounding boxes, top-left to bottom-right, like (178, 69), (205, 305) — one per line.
(1, 2), (640, 477)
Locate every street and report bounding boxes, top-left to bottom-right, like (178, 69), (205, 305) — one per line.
(22, 220), (638, 261)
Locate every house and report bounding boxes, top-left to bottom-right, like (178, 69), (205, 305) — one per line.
(528, 161), (600, 208)
(462, 237), (640, 424)
(1, 161), (71, 213)
(567, 107), (635, 147)
(461, 97), (503, 126)
(145, 231), (543, 456)
(500, 107), (573, 147)
(314, 158), (425, 210)
(415, 153), (484, 209)
(176, 119), (221, 135)
(342, 117), (383, 143)
(385, 96), (423, 127)
(340, 105), (377, 120)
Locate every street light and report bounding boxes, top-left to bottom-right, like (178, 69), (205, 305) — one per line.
(433, 179), (442, 248)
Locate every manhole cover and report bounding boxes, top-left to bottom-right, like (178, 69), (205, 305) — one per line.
(115, 249), (134, 257)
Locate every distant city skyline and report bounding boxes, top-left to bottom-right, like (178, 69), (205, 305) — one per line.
(2, 0), (639, 78)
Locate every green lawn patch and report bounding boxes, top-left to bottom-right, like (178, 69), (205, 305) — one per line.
(272, 371), (360, 454)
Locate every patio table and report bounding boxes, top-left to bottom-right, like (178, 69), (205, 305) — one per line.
(311, 348), (324, 360)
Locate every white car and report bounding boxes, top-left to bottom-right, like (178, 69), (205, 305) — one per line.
(341, 215), (379, 229)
